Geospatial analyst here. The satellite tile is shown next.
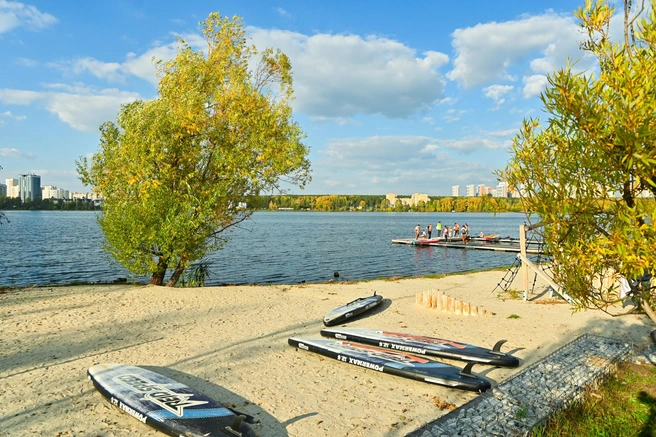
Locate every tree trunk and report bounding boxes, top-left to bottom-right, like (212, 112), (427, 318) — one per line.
(640, 298), (656, 325)
(166, 265), (186, 287)
(150, 257), (168, 285)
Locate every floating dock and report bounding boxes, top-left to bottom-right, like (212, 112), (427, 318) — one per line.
(392, 237), (543, 254)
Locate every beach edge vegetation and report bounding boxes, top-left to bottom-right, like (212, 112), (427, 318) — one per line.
(77, 12), (311, 287)
(500, 0), (656, 325)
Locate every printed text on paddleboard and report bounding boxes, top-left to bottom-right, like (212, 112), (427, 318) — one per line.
(115, 374), (208, 416)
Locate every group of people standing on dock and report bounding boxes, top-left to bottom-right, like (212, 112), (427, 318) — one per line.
(414, 221), (470, 243)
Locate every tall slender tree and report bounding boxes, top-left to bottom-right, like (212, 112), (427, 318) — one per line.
(500, 0), (656, 324)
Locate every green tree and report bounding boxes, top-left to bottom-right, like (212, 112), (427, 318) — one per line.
(78, 13), (310, 286)
(440, 197), (454, 212)
(500, 0), (656, 324)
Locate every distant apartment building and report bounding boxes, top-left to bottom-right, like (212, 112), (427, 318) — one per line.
(42, 185), (70, 199)
(5, 178), (19, 198)
(386, 192), (429, 207)
(0, 183), (6, 197)
(495, 181), (509, 198)
(71, 192), (94, 200)
(19, 173), (41, 202)
(451, 185), (460, 197)
(409, 193), (429, 206)
(477, 184), (486, 197)
(465, 184), (475, 197)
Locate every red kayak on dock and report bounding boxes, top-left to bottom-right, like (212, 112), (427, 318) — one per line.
(411, 237), (444, 245)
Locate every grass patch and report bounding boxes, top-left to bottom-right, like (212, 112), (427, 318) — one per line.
(507, 314), (521, 319)
(497, 288), (524, 301)
(532, 362), (656, 436)
(516, 407), (529, 419)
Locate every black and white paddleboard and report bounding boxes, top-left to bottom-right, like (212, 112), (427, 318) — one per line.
(320, 328), (520, 368)
(88, 363), (256, 437)
(288, 337), (491, 392)
(323, 292), (383, 326)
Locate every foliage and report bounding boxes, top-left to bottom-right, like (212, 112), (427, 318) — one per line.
(78, 12), (310, 286)
(0, 196), (100, 211)
(499, 0), (656, 324)
(532, 362), (656, 436)
(179, 260), (212, 287)
(259, 194), (524, 212)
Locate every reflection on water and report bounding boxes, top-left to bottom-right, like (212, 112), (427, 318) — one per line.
(0, 211), (528, 287)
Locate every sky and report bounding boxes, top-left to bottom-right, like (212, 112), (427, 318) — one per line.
(0, 0), (625, 195)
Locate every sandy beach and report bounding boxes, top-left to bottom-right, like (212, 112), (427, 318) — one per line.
(1, 270), (653, 437)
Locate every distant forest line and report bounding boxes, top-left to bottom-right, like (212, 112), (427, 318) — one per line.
(0, 194), (525, 213)
(255, 194), (524, 212)
(0, 197), (100, 211)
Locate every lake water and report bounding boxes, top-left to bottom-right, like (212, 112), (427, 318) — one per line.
(0, 211), (529, 287)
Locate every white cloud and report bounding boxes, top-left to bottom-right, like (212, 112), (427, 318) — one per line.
(308, 115), (357, 126)
(0, 110), (26, 121)
(0, 0), (57, 33)
(0, 89), (40, 104)
(121, 45), (178, 85)
(321, 136), (438, 165)
(51, 33), (206, 86)
(523, 74), (549, 98)
(447, 12), (588, 89)
(442, 108), (468, 123)
(248, 28), (450, 118)
(439, 136), (511, 153)
(308, 134), (503, 194)
(45, 91), (139, 132)
(0, 147), (33, 158)
(275, 7), (292, 18)
(488, 128), (518, 138)
(16, 57), (38, 67)
(0, 86), (140, 132)
(47, 27), (449, 120)
(319, 132), (509, 168)
(71, 58), (123, 82)
(484, 84), (514, 107)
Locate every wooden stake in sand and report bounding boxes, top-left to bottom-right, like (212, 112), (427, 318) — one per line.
(415, 289), (492, 316)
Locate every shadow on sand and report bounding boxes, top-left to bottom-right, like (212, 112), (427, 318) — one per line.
(144, 365), (289, 436)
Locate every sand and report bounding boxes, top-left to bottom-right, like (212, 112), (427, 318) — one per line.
(1, 270), (653, 437)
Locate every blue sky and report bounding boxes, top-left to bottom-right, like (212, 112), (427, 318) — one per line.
(0, 0), (620, 195)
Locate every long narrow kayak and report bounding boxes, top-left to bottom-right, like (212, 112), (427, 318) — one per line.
(288, 337), (491, 392)
(320, 328), (520, 368)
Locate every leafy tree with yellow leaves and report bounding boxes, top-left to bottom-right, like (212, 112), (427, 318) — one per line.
(500, 0), (656, 325)
(78, 13), (310, 286)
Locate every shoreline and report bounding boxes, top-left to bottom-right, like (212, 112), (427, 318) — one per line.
(1, 270), (652, 436)
(0, 265), (516, 291)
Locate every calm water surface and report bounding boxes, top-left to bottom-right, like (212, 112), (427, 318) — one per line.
(0, 211), (528, 287)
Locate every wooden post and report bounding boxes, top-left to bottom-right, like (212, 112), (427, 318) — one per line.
(517, 253), (573, 303)
(520, 223), (529, 301)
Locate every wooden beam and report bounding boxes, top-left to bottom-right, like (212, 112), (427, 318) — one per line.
(520, 224), (529, 300)
(518, 252), (573, 303)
